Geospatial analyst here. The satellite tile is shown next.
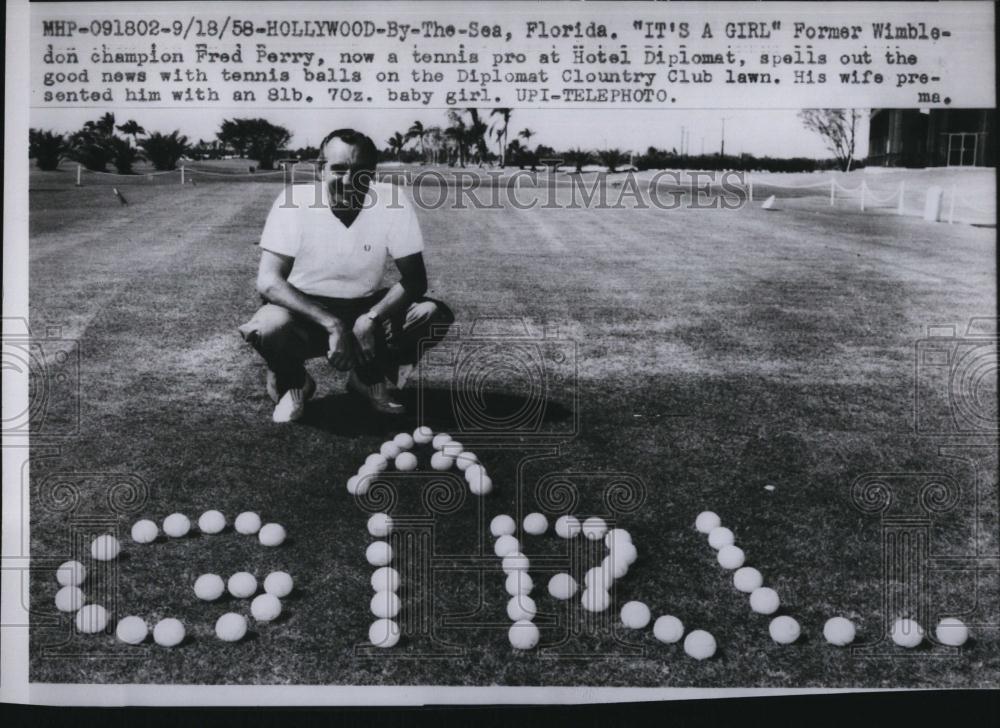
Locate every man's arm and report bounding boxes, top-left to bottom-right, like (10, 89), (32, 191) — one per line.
(352, 252), (428, 364)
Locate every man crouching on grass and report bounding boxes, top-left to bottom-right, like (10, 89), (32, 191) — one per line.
(239, 128), (454, 423)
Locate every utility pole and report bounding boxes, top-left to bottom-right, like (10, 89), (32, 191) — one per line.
(721, 116), (732, 157)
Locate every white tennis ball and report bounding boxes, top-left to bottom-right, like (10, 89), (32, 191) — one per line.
(56, 560), (86, 587)
(823, 617), (856, 646)
(115, 616), (148, 645)
(163, 514), (191, 538)
(548, 573), (578, 600)
(891, 618), (924, 648)
(750, 587), (780, 615)
(494, 535), (520, 557)
(601, 555), (629, 579)
(455, 452), (479, 470)
(464, 463), (486, 484)
(441, 441), (464, 458)
(153, 618), (185, 647)
(584, 566), (613, 592)
(431, 433), (452, 450)
(379, 441), (401, 460)
(935, 618), (969, 647)
(733, 567), (763, 593)
(469, 474), (493, 496)
(251, 593), (283, 622)
(502, 552), (530, 574)
(610, 541), (638, 566)
(517, 512), (545, 536)
(604, 528), (631, 549)
(194, 510), (223, 534)
(357, 463), (381, 479)
(581, 588), (611, 612)
(90, 534), (121, 561)
(55, 586), (84, 613)
(507, 595), (537, 622)
(215, 612), (247, 642)
(75, 604), (108, 634)
(393, 432), (415, 450)
(490, 514), (517, 537)
(508, 619), (540, 649)
(394, 452), (418, 471)
(371, 566), (400, 592)
(554, 515), (581, 539)
(505, 571), (533, 596)
(621, 601), (651, 629)
(413, 426), (434, 444)
(370, 590), (401, 619)
(366, 541), (393, 566)
(130, 519), (158, 544)
(769, 615), (801, 644)
(717, 545), (745, 570)
(695, 511), (721, 534)
(194, 573), (225, 601)
(430, 452), (454, 471)
(653, 615), (684, 644)
(259, 523), (286, 546)
(227, 572), (257, 599)
(347, 475), (367, 496)
(367, 513), (393, 538)
(234, 511), (262, 535)
(369, 618), (401, 648)
(582, 517), (608, 541)
(708, 526), (735, 550)
(683, 630), (716, 660)
(264, 571), (294, 598)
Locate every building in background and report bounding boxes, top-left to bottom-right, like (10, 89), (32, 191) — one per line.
(868, 109), (995, 167)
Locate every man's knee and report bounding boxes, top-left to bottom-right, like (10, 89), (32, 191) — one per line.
(239, 304), (299, 350)
(410, 298), (455, 329)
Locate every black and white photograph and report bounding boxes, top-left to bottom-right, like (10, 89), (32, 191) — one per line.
(2, 0), (998, 708)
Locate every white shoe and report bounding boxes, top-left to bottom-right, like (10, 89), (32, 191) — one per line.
(394, 363), (415, 390)
(271, 373), (316, 423)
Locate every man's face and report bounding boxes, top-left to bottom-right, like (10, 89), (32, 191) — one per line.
(319, 138), (373, 209)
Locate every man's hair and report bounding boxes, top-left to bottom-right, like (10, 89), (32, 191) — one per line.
(318, 128), (378, 170)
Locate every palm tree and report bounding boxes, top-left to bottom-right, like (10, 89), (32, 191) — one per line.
(405, 121), (426, 163)
(139, 130), (190, 170)
(490, 108), (512, 166)
(465, 109), (490, 165)
(596, 148), (626, 174)
(445, 110), (469, 167)
(518, 128), (536, 146)
(29, 129), (65, 170)
(387, 132), (406, 161)
(424, 126), (444, 164)
(85, 112), (117, 137)
(116, 120), (146, 146)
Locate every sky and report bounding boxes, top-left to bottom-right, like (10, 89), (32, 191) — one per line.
(30, 107), (871, 159)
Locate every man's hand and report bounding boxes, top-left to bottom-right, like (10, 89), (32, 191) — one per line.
(352, 314), (377, 365)
(326, 321), (356, 371)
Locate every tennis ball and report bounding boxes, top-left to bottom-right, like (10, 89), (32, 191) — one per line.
(194, 573), (225, 601)
(584, 566), (613, 592)
(733, 567), (763, 593)
(163, 513), (191, 538)
(130, 519), (158, 544)
(523, 513), (548, 535)
(251, 593), (283, 622)
(258, 523), (286, 546)
(610, 541), (638, 566)
(501, 552), (530, 574)
(264, 571), (294, 598)
(707, 526), (735, 550)
(215, 612), (247, 642)
(227, 572), (258, 599)
(653, 615), (685, 644)
(581, 588), (611, 613)
(115, 616), (148, 645)
(370, 590), (401, 619)
(368, 451), (391, 469)
(582, 516), (608, 541)
(750, 587), (780, 615)
(507, 595), (537, 622)
(601, 555), (629, 579)
(604, 529), (632, 550)
(371, 566), (400, 592)
(413, 426), (434, 444)
(683, 630), (716, 660)
(464, 463), (486, 483)
(198, 510), (226, 534)
(366, 541), (393, 566)
(695, 511), (721, 534)
(90, 534), (121, 561)
(367, 513), (393, 538)
(935, 618), (969, 647)
(56, 560), (86, 587)
(823, 617), (856, 646)
(431, 433), (452, 450)
(548, 573), (578, 600)
(769, 615), (801, 644)
(430, 452), (454, 471)
(369, 618), (401, 648)
(505, 571), (533, 597)
(508, 620), (540, 649)
(494, 535), (520, 558)
(55, 585), (84, 613)
(717, 545), (745, 570)
(234, 511), (262, 535)
(347, 475), (367, 496)
(75, 604), (108, 634)
(490, 514), (517, 538)
(394, 452), (418, 471)
(393, 432), (415, 450)
(891, 618), (924, 648)
(153, 618), (185, 647)
(621, 601), (652, 629)
(554, 515), (581, 539)
(455, 452), (479, 470)
(441, 441), (464, 458)
(469, 474), (493, 496)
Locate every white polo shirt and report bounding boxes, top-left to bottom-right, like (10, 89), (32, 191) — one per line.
(259, 182), (424, 299)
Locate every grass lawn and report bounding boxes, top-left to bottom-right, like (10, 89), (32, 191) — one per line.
(27, 167), (997, 687)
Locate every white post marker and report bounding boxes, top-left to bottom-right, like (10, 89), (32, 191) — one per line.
(948, 183), (956, 224)
(748, 175), (753, 202)
(180, 165), (185, 185)
(897, 181), (905, 216)
(829, 177), (835, 206)
(76, 164), (82, 187)
(860, 181), (866, 212)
